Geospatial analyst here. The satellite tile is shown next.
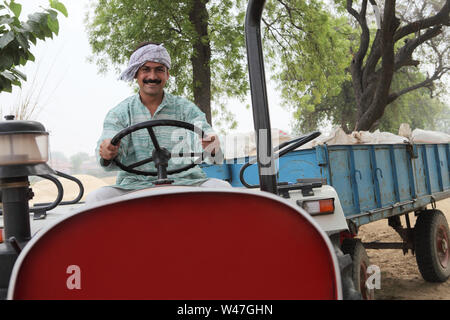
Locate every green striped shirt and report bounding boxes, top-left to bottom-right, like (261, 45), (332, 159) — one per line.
(96, 91), (216, 189)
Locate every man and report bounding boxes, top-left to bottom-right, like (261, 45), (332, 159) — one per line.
(86, 42), (230, 203)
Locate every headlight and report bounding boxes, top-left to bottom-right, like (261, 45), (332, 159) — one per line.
(0, 133), (48, 165)
(0, 116), (49, 166)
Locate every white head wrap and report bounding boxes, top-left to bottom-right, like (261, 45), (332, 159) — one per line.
(119, 44), (171, 81)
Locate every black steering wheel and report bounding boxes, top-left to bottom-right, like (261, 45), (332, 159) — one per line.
(104, 119), (208, 184)
(239, 131), (321, 188)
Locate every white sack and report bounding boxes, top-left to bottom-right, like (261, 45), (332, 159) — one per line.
(411, 129), (450, 144)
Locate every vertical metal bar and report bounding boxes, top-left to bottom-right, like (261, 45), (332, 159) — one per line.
(434, 144), (443, 192)
(446, 143), (450, 189)
(316, 145), (330, 184)
(407, 145), (417, 199)
(324, 145), (332, 185)
(370, 145), (382, 208)
(245, 0), (277, 194)
(226, 163), (233, 184)
(389, 145), (400, 203)
(348, 146), (361, 213)
(422, 145), (432, 195)
(0, 177), (31, 243)
(405, 213), (411, 229)
(316, 145), (327, 166)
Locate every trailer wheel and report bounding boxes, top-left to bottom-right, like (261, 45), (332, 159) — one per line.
(414, 210), (450, 282)
(341, 239), (375, 300)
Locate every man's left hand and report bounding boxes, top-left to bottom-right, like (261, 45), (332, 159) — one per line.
(201, 134), (220, 156)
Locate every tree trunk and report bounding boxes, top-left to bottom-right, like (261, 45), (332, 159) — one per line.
(355, 0), (398, 131)
(189, 0), (212, 125)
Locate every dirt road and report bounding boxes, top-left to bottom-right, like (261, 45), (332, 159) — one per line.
(358, 198), (450, 300)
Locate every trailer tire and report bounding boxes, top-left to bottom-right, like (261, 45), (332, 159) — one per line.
(341, 239), (375, 300)
(414, 210), (450, 283)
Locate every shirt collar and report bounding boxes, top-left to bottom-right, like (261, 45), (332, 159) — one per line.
(136, 90), (171, 117)
(159, 90), (170, 108)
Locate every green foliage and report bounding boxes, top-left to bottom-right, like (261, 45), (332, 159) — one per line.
(86, 0), (448, 133)
(0, 0), (67, 93)
(85, 0), (357, 131)
(288, 0), (449, 134)
(85, 0), (248, 106)
(292, 69), (449, 134)
(49, 0), (67, 18)
(434, 104), (450, 134)
(377, 70), (449, 133)
(334, 0), (449, 131)
(211, 100), (238, 135)
(263, 0), (352, 114)
(291, 80), (356, 134)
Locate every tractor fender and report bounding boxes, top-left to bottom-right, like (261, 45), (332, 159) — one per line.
(8, 187), (342, 300)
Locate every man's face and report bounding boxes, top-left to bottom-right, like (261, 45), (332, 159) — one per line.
(135, 61), (169, 97)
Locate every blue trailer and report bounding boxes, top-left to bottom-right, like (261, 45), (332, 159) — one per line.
(201, 141), (450, 297)
(202, 142), (450, 226)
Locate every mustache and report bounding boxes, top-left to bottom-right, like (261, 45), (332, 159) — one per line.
(143, 78), (162, 84)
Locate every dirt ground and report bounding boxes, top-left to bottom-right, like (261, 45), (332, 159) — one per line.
(358, 198), (450, 300)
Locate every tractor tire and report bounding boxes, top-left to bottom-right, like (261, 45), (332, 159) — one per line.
(341, 238), (375, 300)
(333, 245), (361, 300)
(414, 210), (450, 283)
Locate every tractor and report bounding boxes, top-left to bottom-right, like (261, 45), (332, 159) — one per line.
(0, 0), (359, 300)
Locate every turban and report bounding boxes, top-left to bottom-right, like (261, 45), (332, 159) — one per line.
(119, 44), (171, 81)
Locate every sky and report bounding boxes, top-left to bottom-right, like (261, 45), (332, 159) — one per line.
(0, 0), (293, 158)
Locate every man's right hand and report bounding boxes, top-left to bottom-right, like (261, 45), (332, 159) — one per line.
(99, 139), (120, 160)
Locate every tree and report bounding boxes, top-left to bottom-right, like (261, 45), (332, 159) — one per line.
(291, 80), (356, 133)
(342, 0), (449, 131)
(51, 151), (69, 162)
(70, 152), (89, 173)
(262, 0), (352, 114)
(280, 0), (449, 133)
(434, 104), (450, 133)
(0, 0), (68, 93)
(85, 0), (248, 125)
(292, 69), (449, 134)
(376, 69), (449, 132)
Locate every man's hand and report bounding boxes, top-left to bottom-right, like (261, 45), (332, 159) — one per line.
(99, 139), (120, 160)
(201, 134), (220, 156)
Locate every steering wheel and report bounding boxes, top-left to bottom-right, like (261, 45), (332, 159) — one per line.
(103, 119), (208, 184)
(239, 131), (321, 188)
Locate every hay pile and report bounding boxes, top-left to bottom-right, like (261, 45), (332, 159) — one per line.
(30, 174), (116, 205)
